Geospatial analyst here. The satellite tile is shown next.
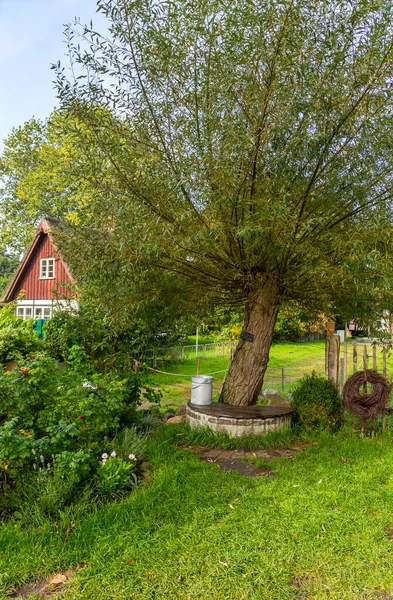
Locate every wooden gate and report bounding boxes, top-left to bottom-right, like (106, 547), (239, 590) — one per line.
(339, 342), (388, 393)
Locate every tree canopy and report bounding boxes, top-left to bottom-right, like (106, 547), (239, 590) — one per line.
(2, 0), (393, 404)
(53, 0), (393, 404)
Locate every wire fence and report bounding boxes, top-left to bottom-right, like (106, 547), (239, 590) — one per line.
(144, 340), (326, 395)
(146, 341), (236, 366)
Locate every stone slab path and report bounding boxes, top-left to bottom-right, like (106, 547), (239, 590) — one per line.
(184, 444), (308, 477)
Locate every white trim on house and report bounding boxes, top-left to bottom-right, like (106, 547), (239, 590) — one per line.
(15, 299), (78, 320)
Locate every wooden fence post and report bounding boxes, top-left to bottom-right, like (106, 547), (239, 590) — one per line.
(343, 342), (348, 382)
(383, 348), (387, 378)
(373, 346), (377, 371)
(353, 342), (357, 373)
(363, 345), (368, 371)
(325, 335), (340, 386)
(339, 357), (345, 395)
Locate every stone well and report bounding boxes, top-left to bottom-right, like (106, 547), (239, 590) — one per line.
(186, 401), (294, 438)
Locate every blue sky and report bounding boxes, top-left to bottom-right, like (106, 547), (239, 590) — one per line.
(0, 0), (106, 150)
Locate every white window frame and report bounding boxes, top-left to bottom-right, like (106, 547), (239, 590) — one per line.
(33, 307), (51, 320)
(16, 306), (34, 320)
(40, 258), (55, 280)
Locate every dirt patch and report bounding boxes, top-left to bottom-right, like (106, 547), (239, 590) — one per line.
(184, 443), (308, 477)
(7, 567), (86, 598)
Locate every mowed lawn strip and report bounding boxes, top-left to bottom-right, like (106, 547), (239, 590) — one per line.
(2, 427), (393, 599)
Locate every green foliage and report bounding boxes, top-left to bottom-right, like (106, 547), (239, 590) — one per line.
(43, 297), (200, 379)
(291, 372), (342, 432)
(0, 419), (32, 476)
(0, 349), (145, 444)
(274, 304), (325, 341)
(43, 310), (78, 361)
(0, 304), (42, 364)
(0, 342), (157, 514)
(52, 0), (393, 317)
(0, 252), (19, 296)
(54, 450), (92, 482)
(109, 427), (148, 461)
(96, 454), (137, 496)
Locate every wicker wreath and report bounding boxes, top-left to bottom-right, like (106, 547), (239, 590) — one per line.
(342, 369), (391, 422)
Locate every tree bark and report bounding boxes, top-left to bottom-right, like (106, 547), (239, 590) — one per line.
(219, 283), (282, 406)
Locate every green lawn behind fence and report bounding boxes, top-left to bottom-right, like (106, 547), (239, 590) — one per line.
(144, 341), (326, 410)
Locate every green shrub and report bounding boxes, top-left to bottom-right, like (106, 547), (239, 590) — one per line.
(43, 310), (78, 361)
(0, 322), (160, 515)
(0, 304), (42, 364)
(291, 372), (342, 432)
(96, 454), (137, 496)
(0, 346), (155, 488)
(273, 304), (325, 341)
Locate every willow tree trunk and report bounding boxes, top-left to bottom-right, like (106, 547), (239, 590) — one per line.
(219, 285), (282, 406)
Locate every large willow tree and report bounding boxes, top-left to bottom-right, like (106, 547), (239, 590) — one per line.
(56, 0), (393, 405)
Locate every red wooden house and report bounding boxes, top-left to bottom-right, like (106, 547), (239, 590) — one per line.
(1, 217), (76, 319)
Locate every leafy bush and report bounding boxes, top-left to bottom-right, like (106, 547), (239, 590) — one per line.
(96, 453), (137, 496)
(291, 372), (342, 432)
(43, 309), (78, 361)
(0, 348), (149, 443)
(0, 304), (42, 364)
(273, 304), (325, 341)
(43, 301), (188, 372)
(0, 343), (158, 514)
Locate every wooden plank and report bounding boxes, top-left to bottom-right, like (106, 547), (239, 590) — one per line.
(188, 401), (294, 420)
(363, 345), (368, 371)
(343, 342), (348, 382)
(339, 357), (345, 395)
(383, 348), (387, 378)
(373, 345), (377, 371)
(325, 335), (340, 385)
(353, 342), (357, 373)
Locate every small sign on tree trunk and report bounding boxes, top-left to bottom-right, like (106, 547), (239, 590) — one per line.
(241, 331), (255, 342)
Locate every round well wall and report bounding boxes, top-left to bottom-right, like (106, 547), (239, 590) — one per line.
(186, 402), (293, 438)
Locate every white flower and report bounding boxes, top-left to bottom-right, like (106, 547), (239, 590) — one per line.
(102, 453), (108, 459)
(31, 449), (36, 455)
(102, 458), (107, 465)
(128, 454), (136, 461)
(82, 381), (97, 390)
(111, 451), (116, 457)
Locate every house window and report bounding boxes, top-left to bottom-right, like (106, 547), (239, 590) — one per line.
(16, 306), (34, 320)
(40, 258), (55, 279)
(33, 307), (51, 320)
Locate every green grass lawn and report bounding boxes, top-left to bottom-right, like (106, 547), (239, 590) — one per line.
(146, 341), (326, 411)
(3, 426), (393, 599)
